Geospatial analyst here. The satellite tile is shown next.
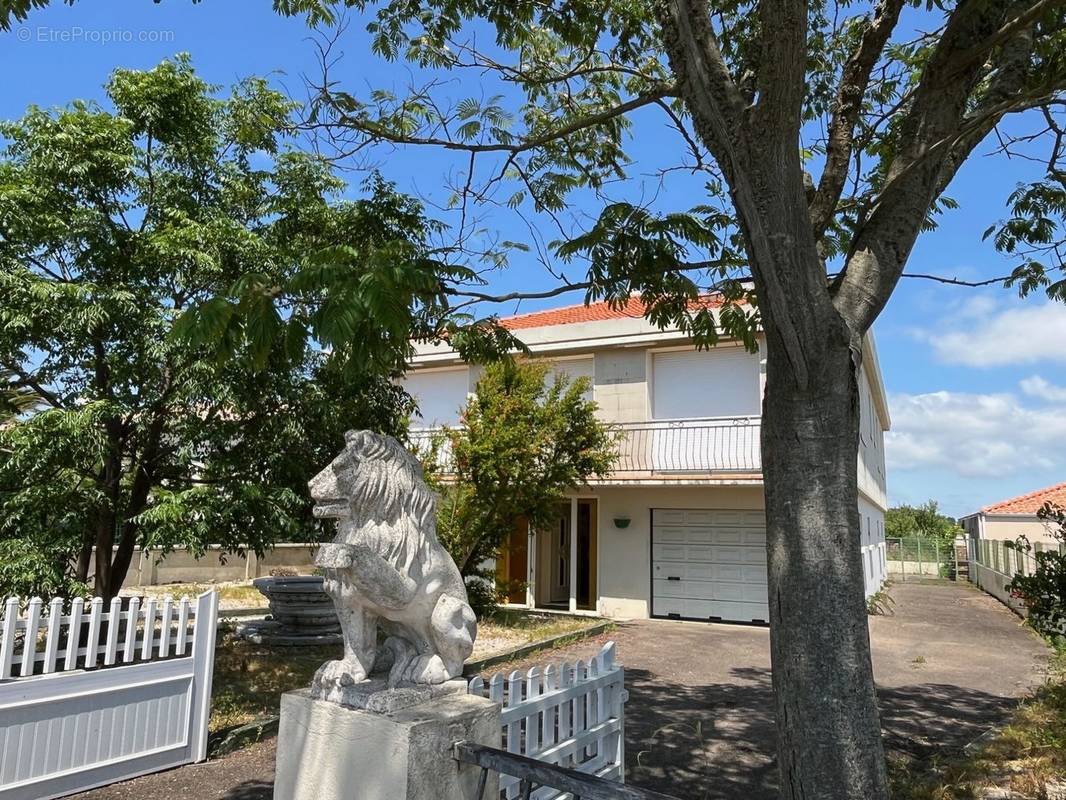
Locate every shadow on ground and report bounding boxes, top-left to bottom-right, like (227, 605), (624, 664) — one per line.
(221, 781), (272, 800)
(215, 671), (1021, 800)
(620, 666), (1021, 800)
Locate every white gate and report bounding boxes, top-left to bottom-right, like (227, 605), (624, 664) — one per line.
(468, 641), (627, 799)
(0, 590), (218, 800)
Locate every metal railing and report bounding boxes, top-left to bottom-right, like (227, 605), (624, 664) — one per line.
(612, 416), (760, 473)
(409, 416), (762, 476)
(454, 741), (682, 800)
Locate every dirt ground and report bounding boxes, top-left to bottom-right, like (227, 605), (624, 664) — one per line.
(79, 581), (1049, 800)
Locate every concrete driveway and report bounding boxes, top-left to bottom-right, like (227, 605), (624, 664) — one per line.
(79, 581), (1049, 800)
(521, 581), (1050, 799)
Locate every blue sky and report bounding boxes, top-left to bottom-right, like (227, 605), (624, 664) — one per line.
(3, 2), (1064, 517)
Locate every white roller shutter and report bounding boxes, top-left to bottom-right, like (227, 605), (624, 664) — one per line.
(651, 509), (769, 623)
(400, 368), (469, 426)
(548, 358), (594, 401)
(652, 348), (760, 419)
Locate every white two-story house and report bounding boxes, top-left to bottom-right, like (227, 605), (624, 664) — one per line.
(402, 296), (890, 623)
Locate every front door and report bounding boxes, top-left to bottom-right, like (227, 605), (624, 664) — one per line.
(549, 504), (571, 604)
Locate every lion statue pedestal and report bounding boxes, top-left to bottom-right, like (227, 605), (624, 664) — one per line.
(274, 430), (500, 800)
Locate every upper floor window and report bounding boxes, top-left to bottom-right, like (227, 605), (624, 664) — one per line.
(400, 367), (469, 427)
(651, 347), (761, 419)
(546, 358), (594, 402)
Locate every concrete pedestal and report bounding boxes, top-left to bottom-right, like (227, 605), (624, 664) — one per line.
(274, 685), (500, 800)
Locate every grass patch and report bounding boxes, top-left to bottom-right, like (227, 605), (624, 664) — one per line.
(210, 625), (337, 732)
(122, 581), (266, 609)
(889, 645), (1066, 799)
(478, 610), (599, 645)
(208, 610), (604, 732)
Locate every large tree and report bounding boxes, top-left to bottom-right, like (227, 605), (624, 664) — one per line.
(0, 56), (435, 599)
(265, 2), (1065, 794)
(270, 2), (1063, 797)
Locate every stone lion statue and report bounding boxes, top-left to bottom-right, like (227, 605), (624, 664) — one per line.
(308, 430), (477, 694)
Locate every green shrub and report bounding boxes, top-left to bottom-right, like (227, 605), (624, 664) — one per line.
(0, 538), (88, 599)
(1007, 503), (1066, 640)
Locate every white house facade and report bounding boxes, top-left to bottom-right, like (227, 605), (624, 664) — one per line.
(402, 296), (891, 623)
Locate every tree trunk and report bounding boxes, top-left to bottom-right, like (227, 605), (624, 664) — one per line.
(75, 534), (93, 585)
(761, 323), (888, 799)
(93, 512), (115, 599)
(107, 529), (138, 601)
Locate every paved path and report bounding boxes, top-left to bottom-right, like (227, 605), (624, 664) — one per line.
(79, 581), (1048, 800)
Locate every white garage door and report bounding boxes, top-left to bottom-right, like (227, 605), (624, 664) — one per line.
(651, 509), (769, 623)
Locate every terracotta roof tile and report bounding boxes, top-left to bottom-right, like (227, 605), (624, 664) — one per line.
(499, 295), (724, 330)
(982, 481), (1066, 515)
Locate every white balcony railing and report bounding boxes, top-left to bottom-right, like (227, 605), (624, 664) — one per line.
(614, 416), (761, 473)
(408, 416), (762, 477)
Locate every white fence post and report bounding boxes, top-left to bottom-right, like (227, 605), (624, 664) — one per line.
(83, 596), (103, 670)
(20, 597), (42, 677)
(188, 590), (219, 762)
(1, 597), (18, 680)
(42, 597), (64, 674)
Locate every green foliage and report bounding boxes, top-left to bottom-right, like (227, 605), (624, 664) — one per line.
(885, 501), (962, 545)
(0, 538), (89, 599)
(0, 57), (417, 598)
(262, 0), (1066, 338)
(425, 360), (617, 615)
(1008, 503), (1066, 641)
(0, 368), (42, 421)
(865, 584), (894, 616)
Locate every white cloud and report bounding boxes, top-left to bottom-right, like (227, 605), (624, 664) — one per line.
(886, 388), (1066, 478)
(1020, 375), (1066, 403)
(921, 301), (1066, 367)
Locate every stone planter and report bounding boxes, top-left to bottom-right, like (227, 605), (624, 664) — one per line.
(237, 575), (342, 646)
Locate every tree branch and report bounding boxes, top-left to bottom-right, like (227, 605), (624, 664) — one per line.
(809, 0), (907, 239)
(832, 0), (1036, 332)
(312, 85), (676, 156)
(657, 0), (814, 388)
(1, 361), (64, 409)
(753, 0), (809, 137)
(953, 0), (1066, 73)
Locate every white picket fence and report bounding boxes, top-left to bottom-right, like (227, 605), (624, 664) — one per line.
(467, 641), (627, 800)
(0, 590), (218, 800)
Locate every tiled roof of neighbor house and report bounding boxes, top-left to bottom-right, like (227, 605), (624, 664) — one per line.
(982, 481), (1066, 515)
(499, 295), (724, 330)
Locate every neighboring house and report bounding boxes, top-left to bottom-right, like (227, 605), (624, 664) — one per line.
(402, 296), (890, 623)
(960, 482), (1066, 546)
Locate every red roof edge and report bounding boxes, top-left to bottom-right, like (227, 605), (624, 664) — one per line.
(981, 481), (1066, 515)
(498, 294), (725, 331)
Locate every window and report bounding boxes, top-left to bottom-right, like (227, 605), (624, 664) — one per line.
(547, 358), (594, 402)
(399, 368), (470, 427)
(651, 348), (761, 419)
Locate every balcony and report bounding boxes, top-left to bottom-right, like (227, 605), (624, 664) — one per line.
(612, 416), (761, 475)
(408, 416), (762, 480)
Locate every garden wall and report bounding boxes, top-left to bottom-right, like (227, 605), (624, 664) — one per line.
(85, 543), (319, 589)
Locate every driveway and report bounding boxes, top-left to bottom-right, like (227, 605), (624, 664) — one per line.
(80, 581), (1049, 800)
